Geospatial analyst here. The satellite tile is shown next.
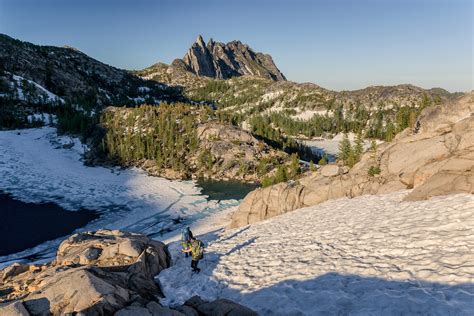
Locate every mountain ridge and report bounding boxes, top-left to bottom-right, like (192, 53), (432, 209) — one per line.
(171, 35), (286, 81)
(0, 33), (182, 108)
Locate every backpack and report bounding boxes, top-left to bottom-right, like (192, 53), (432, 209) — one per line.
(181, 228), (191, 242)
(192, 240), (204, 260)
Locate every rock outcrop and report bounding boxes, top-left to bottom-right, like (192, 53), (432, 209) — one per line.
(194, 122), (287, 182)
(0, 230), (258, 316)
(176, 35), (286, 81)
(180, 295), (257, 316)
(0, 230), (171, 315)
(230, 92), (474, 228)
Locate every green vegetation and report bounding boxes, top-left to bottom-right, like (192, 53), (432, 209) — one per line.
(0, 101), (49, 129)
(368, 165), (381, 176)
(189, 76), (436, 144)
(248, 115), (321, 162)
(56, 104), (99, 137)
(188, 77), (271, 108)
(249, 96), (432, 143)
(368, 140), (381, 176)
(98, 103), (210, 174)
(261, 154), (301, 188)
(318, 155), (328, 166)
(337, 132), (366, 168)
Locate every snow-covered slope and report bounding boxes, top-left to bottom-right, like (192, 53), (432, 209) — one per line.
(11, 74), (65, 104)
(159, 191), (474, 315)
(0, 127), (238, 266)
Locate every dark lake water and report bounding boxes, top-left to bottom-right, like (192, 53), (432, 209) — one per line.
(197, 179), (259, 201)
(0, 193), (98, 256)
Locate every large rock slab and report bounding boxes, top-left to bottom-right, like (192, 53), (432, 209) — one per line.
(405, 170), (474, 201)
(23, 267), (131, 315)
(183, 296), (258, 316)
(230, 182), (306, 228)
(0, 301), (29, 316)
(0, 230), (171, 316)
(320, 164), (343, 177)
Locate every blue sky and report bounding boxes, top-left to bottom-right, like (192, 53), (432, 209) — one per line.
(0, 0), (471, 92)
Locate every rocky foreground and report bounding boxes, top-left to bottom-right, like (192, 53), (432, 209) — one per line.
(0, 230), (256, 316)
(231, 92), (474, 227)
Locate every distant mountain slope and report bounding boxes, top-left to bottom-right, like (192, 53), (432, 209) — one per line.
(0, 34), (182, 108)
(135, 36), (457, 142)
(136, 58), (455, 141)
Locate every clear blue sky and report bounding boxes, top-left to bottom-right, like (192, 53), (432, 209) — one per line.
(0, 0), (472, 92)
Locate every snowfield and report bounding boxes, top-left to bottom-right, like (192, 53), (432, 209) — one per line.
(159, 191), (474, 315)
(0, 127), (238, 267)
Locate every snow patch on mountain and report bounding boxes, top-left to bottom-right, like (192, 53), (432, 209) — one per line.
(10, 74), (65, 104)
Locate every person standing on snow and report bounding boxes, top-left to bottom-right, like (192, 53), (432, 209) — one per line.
(183, 237), (204, 273)
(181, 227), (194, 258)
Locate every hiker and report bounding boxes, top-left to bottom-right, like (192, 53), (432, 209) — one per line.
(181, 227), (194, 257)
(183, 237), (204, 273)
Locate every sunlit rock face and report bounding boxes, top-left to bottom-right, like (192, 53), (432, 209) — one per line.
(0, 230), (170, 315)
(179, 35), (286, 81)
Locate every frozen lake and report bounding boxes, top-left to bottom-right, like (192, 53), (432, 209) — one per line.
(0, 127), (241, 267)
(0, 192), (98, 256)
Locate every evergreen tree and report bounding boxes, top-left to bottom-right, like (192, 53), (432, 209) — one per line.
(384, 122), (396, 142)
(354, 132), (364, 161)
(347, 147), (357, 167)
(288, 154), (300, 178)
(370, 139), (377, 159)
(318, 154), (328, 166)
(274, 165), (288, 183)
(338, 133), (352, 165)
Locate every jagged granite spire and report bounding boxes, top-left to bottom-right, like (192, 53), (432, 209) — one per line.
(195, 34), (206, 47)
(180, 35), (286, 81)
(182, 35), (216, 77)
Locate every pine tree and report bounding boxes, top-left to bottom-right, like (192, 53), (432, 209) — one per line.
(370, 139), (377, 159)
(318, 154), (328, 166)
(347, 148), (357, 167)
(288, 154), (300, 178)
(338, 133), (352, 165)
(354, 132), (364, 161)
(384, 122), (396, 142)
(274, 165), (288, 183)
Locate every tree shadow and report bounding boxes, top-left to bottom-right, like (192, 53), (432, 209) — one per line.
(225, 237), (257, 256)
(218, 226), (250, 243)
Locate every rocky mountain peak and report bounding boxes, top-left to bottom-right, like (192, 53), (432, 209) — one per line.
(195, 34), (206, 47)
(179, 36), (286, 81)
